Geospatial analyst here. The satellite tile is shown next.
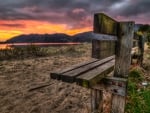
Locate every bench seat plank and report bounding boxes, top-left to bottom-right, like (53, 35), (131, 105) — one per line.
(61, 56), (115, 83)
(50, 56), (115, 84)
(50, 58), (99, 79)
(76, 60), (115, 88)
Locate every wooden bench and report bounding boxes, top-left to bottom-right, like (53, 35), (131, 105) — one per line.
(51, 55), (115, 87)
(50, 13), (142, 113)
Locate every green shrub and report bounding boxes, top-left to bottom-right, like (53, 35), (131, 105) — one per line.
(126, 68), (150, 113)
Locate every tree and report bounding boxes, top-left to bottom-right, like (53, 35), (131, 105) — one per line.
(138, 24), (150, 43)
(139, 24), (150, 32)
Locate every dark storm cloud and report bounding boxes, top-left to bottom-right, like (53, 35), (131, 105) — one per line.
(0, 0), (149, 28)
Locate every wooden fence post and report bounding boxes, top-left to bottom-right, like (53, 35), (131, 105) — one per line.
(111, 22), (135, 113)
(138, 35), (144, 66)
(91, 89), (103, 113)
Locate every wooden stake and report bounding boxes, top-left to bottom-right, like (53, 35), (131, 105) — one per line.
(138, 35), (144, 66)
(111, 22), (134, 113)
(91, 89), (103, 113)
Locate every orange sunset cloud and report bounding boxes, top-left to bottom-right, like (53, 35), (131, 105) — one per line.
(0, 20), (92, 41)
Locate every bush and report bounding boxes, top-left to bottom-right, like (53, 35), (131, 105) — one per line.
(126, 68), (150, 113)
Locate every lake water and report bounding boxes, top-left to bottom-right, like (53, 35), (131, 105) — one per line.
(0, 42), (81, 49)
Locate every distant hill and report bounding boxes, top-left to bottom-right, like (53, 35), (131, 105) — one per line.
(6, 32), (94, 43)
(6, 33), (71, 43)
(5, 24), (144, 43)
(72, 31), (93, 42)
(4, 31), (126, 43)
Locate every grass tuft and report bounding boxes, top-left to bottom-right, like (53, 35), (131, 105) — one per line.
(126, 67), (150, 113)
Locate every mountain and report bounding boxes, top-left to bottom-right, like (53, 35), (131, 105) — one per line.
(6, 32), (95, 43)
(6, 30), (133, 43)
(72, 31), (93, 42)
(6, 33), (71, 43)
(5, 23), (149, 43)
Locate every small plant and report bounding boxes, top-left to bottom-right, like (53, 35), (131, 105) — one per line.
(129, 68), (144, 81)
(126, 68), (150, 113)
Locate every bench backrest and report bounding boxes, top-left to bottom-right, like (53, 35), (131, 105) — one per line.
(92, 35), (116, 60)
(92, 13), (117, 60)
(92, 13), (144, 62)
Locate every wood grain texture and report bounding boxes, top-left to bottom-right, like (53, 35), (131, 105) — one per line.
(92, 77), (127, 96)
(51, 56), (115, 83)
(76, 59), (115, 88)
(50, 58), (98, 80)
(114, 22), (134, 77)
(92, 39), (116, 59)
(61, 56), (115, 83)
(137, 35), (144, 66)
(131, 34), (145, 65)
(111, 22), (134, 113)
(111, 95), (126, 113)
(91, 89), (97, 112)
(91, 89), (103, 113)
(96, 90), (103, 113)
(94, 13), (118, 35)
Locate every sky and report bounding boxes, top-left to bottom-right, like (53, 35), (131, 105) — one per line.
(0, 0), (150, 41)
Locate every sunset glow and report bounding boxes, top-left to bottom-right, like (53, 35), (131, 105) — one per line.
(0, 20), (92, 41)
(0, 0), (149, 41)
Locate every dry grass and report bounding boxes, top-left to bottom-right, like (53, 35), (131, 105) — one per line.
(0, 43), (89, 61)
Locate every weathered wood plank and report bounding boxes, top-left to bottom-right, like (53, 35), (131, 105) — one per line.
(94, 13), (118, 35)
(114, 22), (134, 77)
(92, 33), (117, 40)
(61, 56), (115, 83)
(131, 34), (145, 65)
(50, 58), (99, 79)
(92, 39), (116, 59)
(76, 59), (115, 88)
(111, 22), (134, 113)
(91, 89), (103, 113)
(91, 89), (97, 112)
(93, 77), (127, 96)
(96, 90), (103, 112)
(137, 35), (144, 65)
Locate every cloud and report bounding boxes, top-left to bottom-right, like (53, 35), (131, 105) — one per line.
(110, 0), (150, 16)
(0, 0), (149, 28)
(108, 0), (150, 24)
(0, 23), (25, 27)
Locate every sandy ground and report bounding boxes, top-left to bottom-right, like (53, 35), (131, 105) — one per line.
(0, 45), (93, 113)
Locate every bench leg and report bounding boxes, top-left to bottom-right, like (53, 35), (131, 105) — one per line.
(91, 89), (103, 113)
